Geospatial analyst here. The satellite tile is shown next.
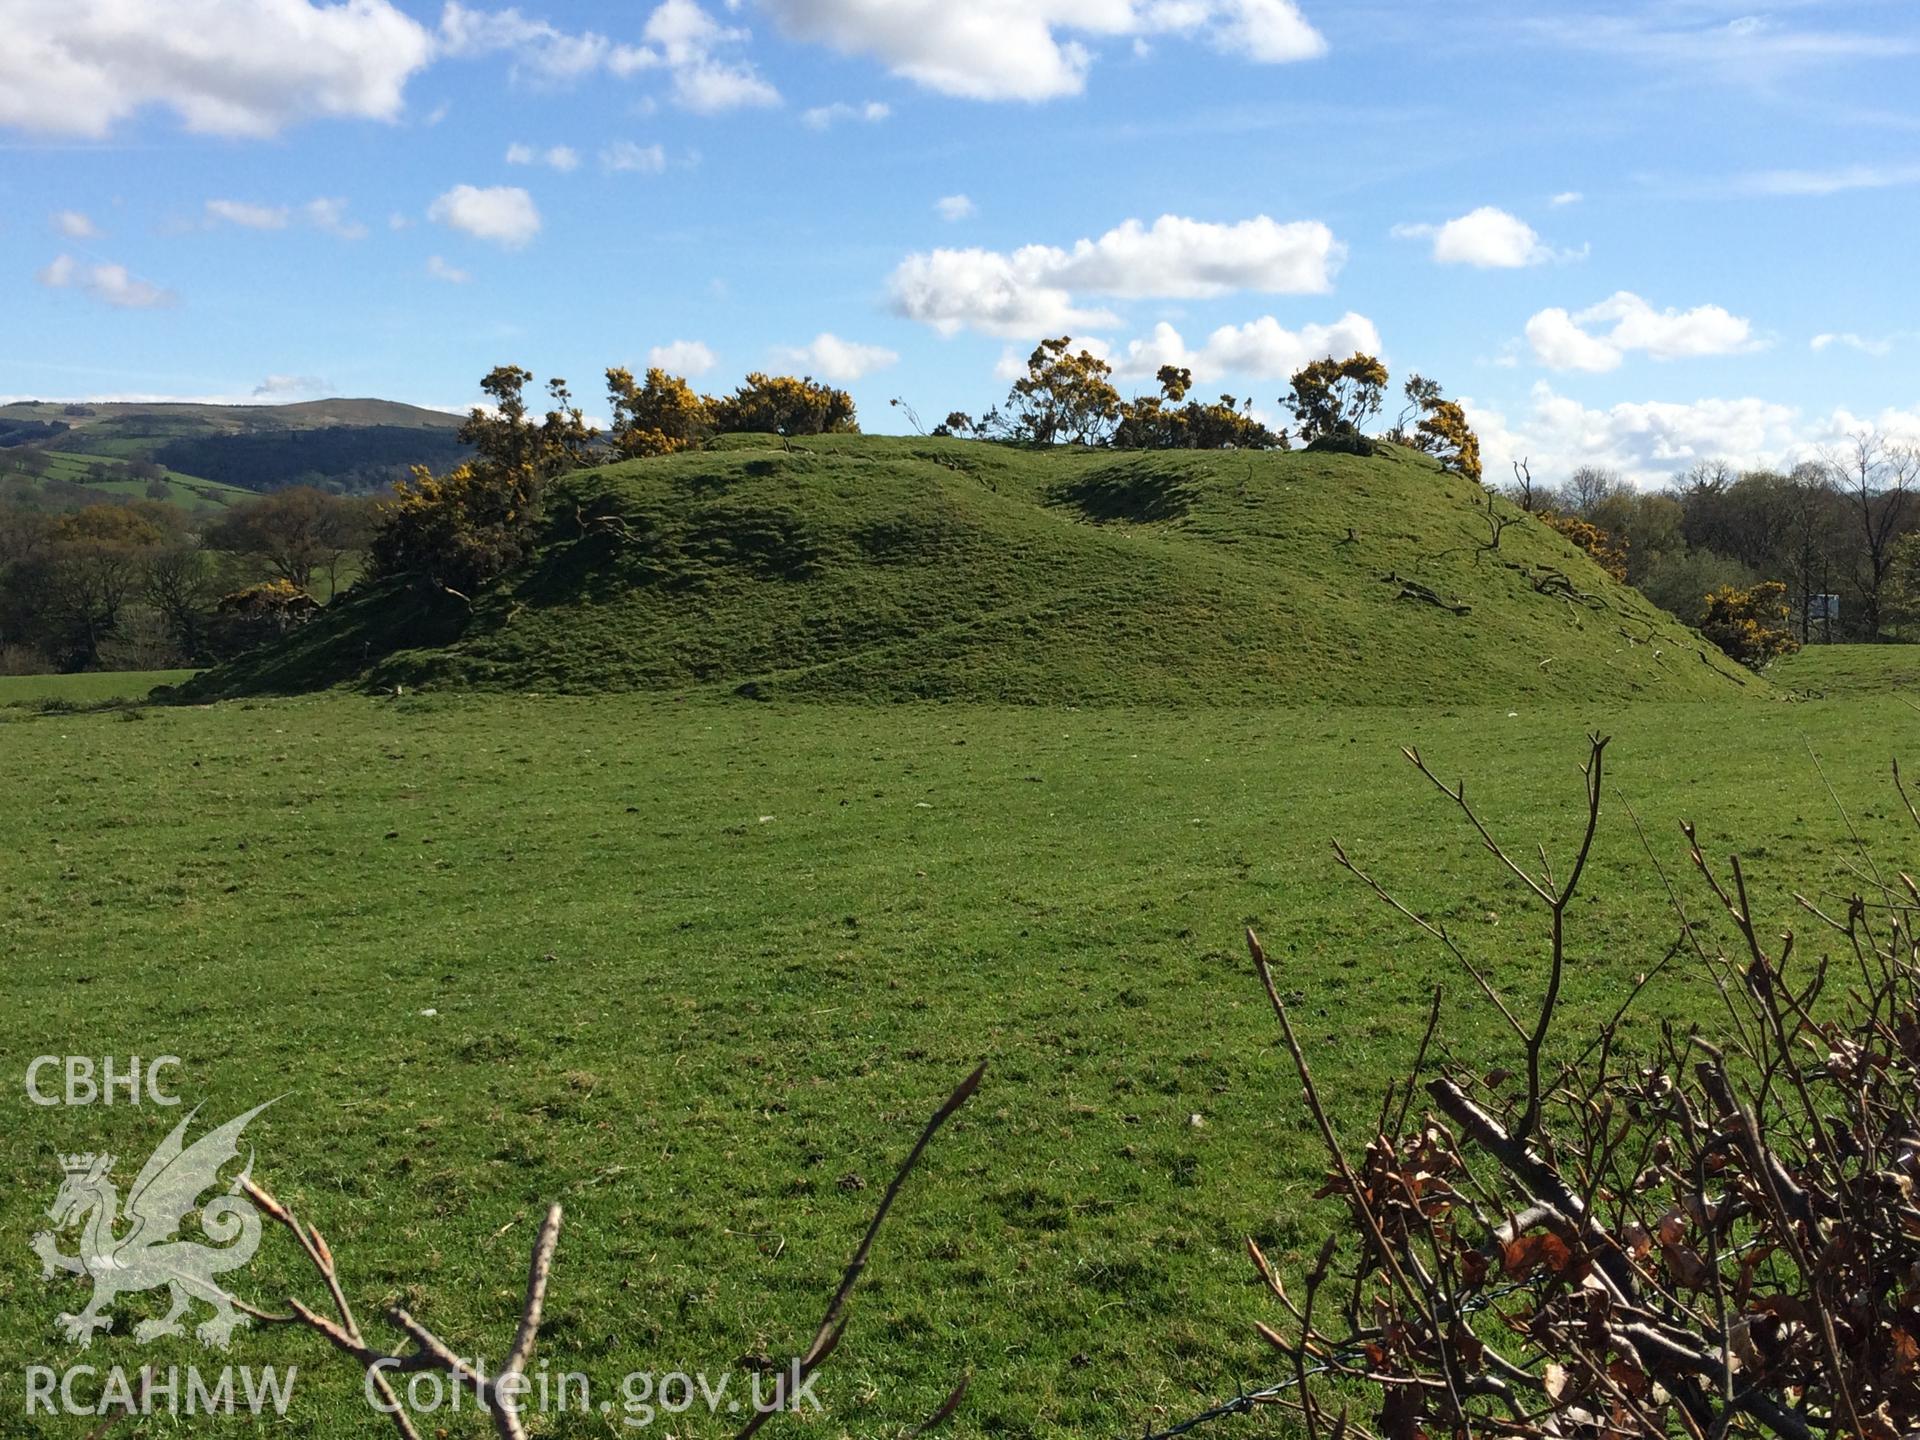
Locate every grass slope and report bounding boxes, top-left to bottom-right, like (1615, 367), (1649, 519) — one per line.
(0, 690), (1906, 1433)
(188, 435), (1756, 706)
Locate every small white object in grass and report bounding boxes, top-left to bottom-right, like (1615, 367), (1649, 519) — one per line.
(758, 815), (775, 823)
(1188, 1113), (1205, 1128)
(1508, 710), (1519, 717)
(420, 1007), (438, 1017)
(915, 801), (932, 808)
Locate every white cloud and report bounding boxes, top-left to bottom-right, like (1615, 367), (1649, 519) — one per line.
(1525, 291), (1761, 373)
(1549, 190), (1582, 207)
(1530, 11), (1917, 90)
(1811, 331), (1904, 358)
(770, 332), (900, 381)
(205, 196), (366, 237)
(800, 99), (890, 129)
(1112, 312), (1382, 382)
(37, 253), (175, 309)
(206, 199), (291, 230)
(1736, 162), (1920, 197)
(893, 249), (1116, 338)
(428, 184), (541, 248)
(758, 0), (1323, 102)
(639, 0), (780, 112)
(891, 213), (1342, 338)
(252, 374), (329, 399)
(302, 196), (367, 238)
(935, 194), (976, 222)
(664, 61), (781, 112)
(647, 339), (717, 374)
(506, 142), (581, 171)
(1525, 309), (1625, 373)
(0, 0), (433, 138)
(1395, 206), (1571, 268)
(439, 0), (776, 110)
(438, 1), (651, 83)
(1466, 381), (1871, 488)
(51, 210), (99, 239)
(1054, 215), (1342, 297)
(1214, 0), (1328, 63)
(601, 140), (668, 173)
(426, 255), (472, 283)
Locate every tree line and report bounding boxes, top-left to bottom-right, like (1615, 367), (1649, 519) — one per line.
(0, 488), (373, 673)
(1503, 434), (1920, 645)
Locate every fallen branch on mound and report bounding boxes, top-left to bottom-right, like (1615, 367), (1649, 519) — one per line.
(1382, 572), (1471, 614)
(1526, 565), (1605, 608)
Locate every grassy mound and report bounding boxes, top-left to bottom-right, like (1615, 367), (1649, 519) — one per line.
(181, 435), (1758, 705)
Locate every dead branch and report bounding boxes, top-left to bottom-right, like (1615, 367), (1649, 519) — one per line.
(234, 1064), (985, 1440)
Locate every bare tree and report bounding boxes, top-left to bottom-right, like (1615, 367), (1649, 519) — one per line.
(1508, 458), (1540, 513)
(1562, 464), (1626, 517)
(1780, 463), (1845, 642)
(1823, 430), (1919, 641)
(207, 488), (372, 596)
(143, 544), (224, 663)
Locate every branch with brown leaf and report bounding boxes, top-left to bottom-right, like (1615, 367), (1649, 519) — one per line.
(1247, 738), (1919, 1440)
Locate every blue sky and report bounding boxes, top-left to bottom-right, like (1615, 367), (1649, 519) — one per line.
(4, 0), (1918, 483)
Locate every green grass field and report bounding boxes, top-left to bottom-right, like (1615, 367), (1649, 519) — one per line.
(0, 448), (252, 511)
(1770, 641), (1920, 697)
(0, 669), (197, 705)
(4, 677), (1912, 1436)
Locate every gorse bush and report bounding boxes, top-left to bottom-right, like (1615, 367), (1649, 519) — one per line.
(1285, 353), (1390, 452)
(1112, 366), (1286, 451)
(1541, 511), (1630, 583)
(606, 366), (709, 459)
(366, 363), (863, 595)
(1414, 398), (1482, 484)
(368, 367), (588, 595)
(707, 373), (858, 437)
(1701, 579), (1800, 670)
(1004, 337), (1124, 447)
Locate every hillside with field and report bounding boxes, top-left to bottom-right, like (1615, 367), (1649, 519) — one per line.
(0, 397), (467, 497)
(0, 443), (255, 512)
(179, 434), (1756, 705)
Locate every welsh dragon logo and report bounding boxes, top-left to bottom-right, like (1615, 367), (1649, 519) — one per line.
(31, 1101), (274, 1350)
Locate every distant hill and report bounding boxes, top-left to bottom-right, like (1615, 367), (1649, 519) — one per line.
(179, 435), (1760, 706)
(0, 398), (468, 496)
